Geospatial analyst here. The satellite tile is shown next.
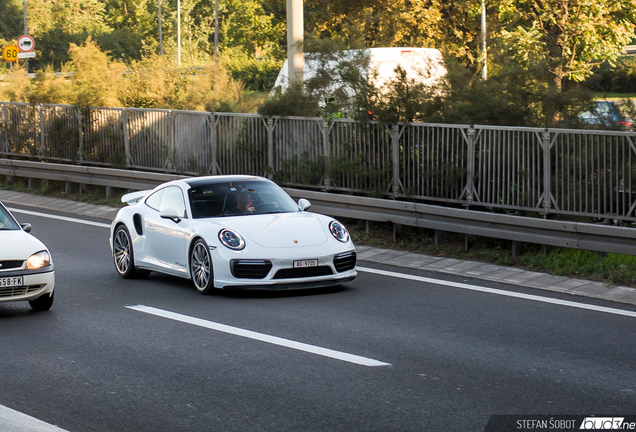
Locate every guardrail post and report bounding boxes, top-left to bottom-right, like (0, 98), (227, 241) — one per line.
(122, 109), (131, 168)
(465, 125), (476, 206)
(542, 129), (551, 216)
(391, 124), (400, 198)
(75, 108), (84, 163)
(266, 117), (275, 179)
(208, 114), (218, 175)
(321, 120), (330, 191)
(38, 104), (45, 157)
(1, 103), (9, 153)
(165, 111), (175, 171)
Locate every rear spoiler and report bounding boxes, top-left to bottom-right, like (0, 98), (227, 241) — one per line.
(121, 190), (151, 205)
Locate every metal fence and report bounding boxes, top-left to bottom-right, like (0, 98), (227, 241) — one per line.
(2, 101), (636, 222)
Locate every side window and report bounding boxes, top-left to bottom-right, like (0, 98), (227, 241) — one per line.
(160, 186), (187, 218)
(145, 189), (164, 211)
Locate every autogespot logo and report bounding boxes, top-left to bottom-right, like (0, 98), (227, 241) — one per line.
(580, 417), (631, 429)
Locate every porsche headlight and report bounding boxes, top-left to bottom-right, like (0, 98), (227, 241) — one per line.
(329, 221), (349, 243)
(218, 229), (246, 250)
(26, 250), (51, 270)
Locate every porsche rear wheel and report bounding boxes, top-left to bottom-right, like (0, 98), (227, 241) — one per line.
(190, 239), (215, 294)
(113, 225), (149, 278)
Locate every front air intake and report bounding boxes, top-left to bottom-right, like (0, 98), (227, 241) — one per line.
(333, 252), (356, 272)
(230, 260), (273, 279)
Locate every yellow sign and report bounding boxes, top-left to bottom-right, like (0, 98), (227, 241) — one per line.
(2, 45), (19, 62)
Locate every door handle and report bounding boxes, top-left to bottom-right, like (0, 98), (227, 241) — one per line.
(147, 224), (155, 231)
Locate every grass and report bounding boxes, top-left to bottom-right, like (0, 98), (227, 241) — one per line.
(3, 175), (636, 288)
(0, 177), (127, 208)
(345, 218), (636, 288)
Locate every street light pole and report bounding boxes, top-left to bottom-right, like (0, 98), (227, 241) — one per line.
(481, 0), (487, 80)
(158, 0), (163, 56)
(177, 0), (181, 65)
(214, 0), (219, 62)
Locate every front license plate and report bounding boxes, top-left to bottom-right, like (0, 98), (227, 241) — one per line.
(0, 276), (23, 288)
(293, 259), (318, 268)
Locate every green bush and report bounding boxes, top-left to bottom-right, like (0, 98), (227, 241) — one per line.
(582, 57), (636, 94)
(221, 47), (282, 92)
(257, 82), (322, 117)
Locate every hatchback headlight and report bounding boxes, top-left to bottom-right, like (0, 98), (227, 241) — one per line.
(26, 250), (51, 270)
(329, 221), (349, 243)
(218, 229), (246, 250)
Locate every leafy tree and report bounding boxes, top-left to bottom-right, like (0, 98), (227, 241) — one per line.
(221, 0), (285, 58)
(221, 47), (281, 91)
(66, 38), (127, 107)
(497, 0), (636, 94)
(0, 0), (22, 42)
(304, 0), (443, 48)
(178, 0), (216, 62)
(28, 0), (109, 34)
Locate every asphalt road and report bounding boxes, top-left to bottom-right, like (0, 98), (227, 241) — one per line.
(1, 208), (635, 432)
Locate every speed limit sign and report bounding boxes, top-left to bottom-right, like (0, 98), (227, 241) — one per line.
(2, 45), (18, 62)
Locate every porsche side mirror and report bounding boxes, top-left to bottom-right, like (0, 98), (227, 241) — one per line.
(298, 199), (311, 211)
(21, 223), (32, 233)
(160, 208), (182, 223)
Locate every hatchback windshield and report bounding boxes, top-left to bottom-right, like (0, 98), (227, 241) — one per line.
(0, 205), (20, 230)
(188, 180), (300, 218)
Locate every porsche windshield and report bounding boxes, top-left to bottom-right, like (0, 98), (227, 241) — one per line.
(188, 180), (300, 218)
(0, 205), (20, 230)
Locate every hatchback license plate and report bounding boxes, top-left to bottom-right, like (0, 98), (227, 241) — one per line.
(293, 259), (318, 268)
(0, 276), (23, 288)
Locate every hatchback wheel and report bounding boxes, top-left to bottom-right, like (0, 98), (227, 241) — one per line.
(29, 291), (54, 311)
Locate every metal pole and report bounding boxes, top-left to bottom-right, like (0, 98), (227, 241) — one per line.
(214, 0), (219, 62)
(177, 0), (181, 66)
(481, 0), (487, 80)
(158, 0), (163, 56)
(24, 0), (28, 73)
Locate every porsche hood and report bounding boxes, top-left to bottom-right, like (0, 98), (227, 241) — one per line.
(212, 212), (329, 248)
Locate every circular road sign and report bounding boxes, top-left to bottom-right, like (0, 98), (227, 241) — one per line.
(2, 45), (19, 62)
(17, 35), (35, 53)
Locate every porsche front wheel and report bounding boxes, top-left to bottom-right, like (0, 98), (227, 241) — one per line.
(113, 225), (149, 278)
(190, 239), (215, 294)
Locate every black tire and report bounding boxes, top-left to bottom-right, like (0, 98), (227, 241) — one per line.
(190, 239), (215, 294)
(113, 225), (150, 278)
(29, 291), (54, 311)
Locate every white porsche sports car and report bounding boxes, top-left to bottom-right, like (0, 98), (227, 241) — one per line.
(0, 201), (55, 311)
(109, 175), (356, 293)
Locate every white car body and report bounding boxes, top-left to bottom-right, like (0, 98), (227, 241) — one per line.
(109, 175), (356, 293)
(272, 47), (446, 98)
(0, 201), (55, 310)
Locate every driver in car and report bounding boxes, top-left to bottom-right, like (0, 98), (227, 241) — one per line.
(228, 190), (256, 214)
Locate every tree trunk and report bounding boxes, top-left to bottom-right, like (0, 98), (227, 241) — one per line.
(545, 25), (564, 125)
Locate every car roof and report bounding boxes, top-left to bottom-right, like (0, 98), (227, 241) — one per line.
(183, 175), (268, 188)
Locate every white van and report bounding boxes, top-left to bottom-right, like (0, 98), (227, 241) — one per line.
(271, 47), (446, 96)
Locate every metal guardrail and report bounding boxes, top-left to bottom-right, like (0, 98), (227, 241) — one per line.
(2, 159), (636, 256)
(0, 158), (186, 191)
(3, 102), (636, 224)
